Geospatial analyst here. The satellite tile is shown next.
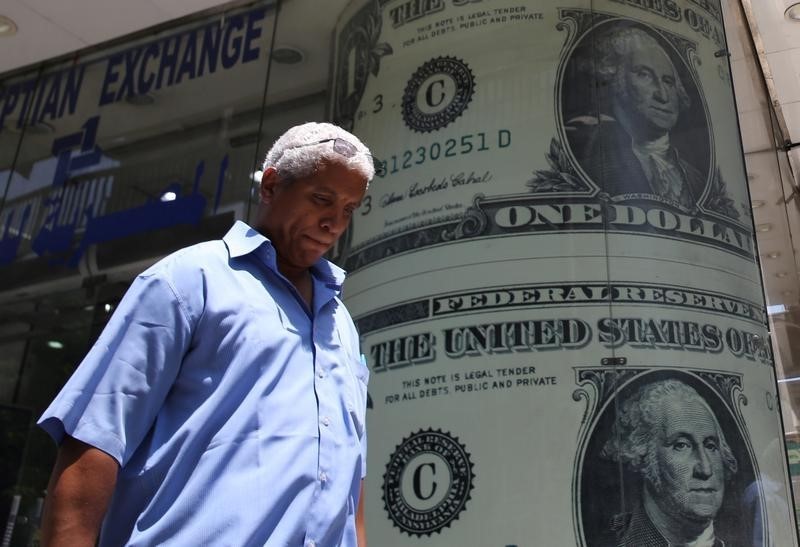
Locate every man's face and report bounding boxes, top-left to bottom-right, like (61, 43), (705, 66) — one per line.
(648, 398), (725, 524)
(258, 160), (367, 272)
(618, 37), (680, 135)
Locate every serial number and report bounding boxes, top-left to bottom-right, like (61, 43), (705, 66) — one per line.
(377, 129), (511, 177)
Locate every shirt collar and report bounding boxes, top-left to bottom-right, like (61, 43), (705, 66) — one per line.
(223, 220), (268, 258)
(686, 523), (716, 547)
(632, 133), (671, 156)
(222, 221), (347, 290)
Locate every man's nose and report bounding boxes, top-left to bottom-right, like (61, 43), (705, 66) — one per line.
(320, 209), (349, 235)
(652, 81), (667, 102)
(692, 447), (713, 479)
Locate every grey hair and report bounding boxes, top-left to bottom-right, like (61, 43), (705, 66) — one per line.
(600, 379), (738, 488)
(589, 25), (691, 112)
(262, 122), (375, 186)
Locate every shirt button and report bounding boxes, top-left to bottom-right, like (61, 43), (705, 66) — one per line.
(319, 471), (328, 482)
(317, 370), (324, 379)
(322, 416), (330, 427)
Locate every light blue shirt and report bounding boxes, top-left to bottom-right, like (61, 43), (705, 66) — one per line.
(39, 221), (368, 546)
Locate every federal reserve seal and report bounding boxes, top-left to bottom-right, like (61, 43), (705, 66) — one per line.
(383, 428), (475, 536)
(401, 57), (475, 133)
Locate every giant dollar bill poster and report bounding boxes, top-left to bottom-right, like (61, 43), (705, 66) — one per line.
(330, 1), (798, 545)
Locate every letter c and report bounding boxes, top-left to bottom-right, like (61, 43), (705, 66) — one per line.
(412, 462), (437, 500)
(425, 79), (446, 108)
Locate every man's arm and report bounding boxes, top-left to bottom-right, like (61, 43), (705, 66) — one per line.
(41, 435), (119, 547)
(356, 480), (367, 547)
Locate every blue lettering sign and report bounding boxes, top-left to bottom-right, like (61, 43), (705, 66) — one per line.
(221, 14), (245, 69)
(157, 35), (181, 89)
(176, 29), (198, 84)
(94, 6), (269, 108)
(99, 53), (123, 106)
(116, 47), (144, 101)
(138, 43), (160, 94)
(0, 84), (19, 129)
(200, 23), (222, 76)
(243, 8), (266, 62)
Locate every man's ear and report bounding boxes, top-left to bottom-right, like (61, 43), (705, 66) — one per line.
(259, 167), (279, 204)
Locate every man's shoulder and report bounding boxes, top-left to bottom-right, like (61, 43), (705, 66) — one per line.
(141, 239), (228, 279)
(135, 240), (230, 315)
(613, 509), (668, 547)
(675, 152), (708, 193)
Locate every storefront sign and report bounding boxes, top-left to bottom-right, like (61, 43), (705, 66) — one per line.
(0, 7), (269, 133)
(0, 6), (269, 269)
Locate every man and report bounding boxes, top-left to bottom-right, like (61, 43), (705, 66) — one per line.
(600, 379), (739, 546)
(566, 25), (707, 208)
(38, 122), (376, 546)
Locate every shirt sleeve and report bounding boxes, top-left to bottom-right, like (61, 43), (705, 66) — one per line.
(337, 297), (369, 479)
(357, 354), (369, 479)
(37, 266), (194, 466)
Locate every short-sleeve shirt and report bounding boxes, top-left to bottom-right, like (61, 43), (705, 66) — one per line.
(38, 221), (369, 547)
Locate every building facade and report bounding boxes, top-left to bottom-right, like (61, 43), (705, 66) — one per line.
(0, 0), (798, 545)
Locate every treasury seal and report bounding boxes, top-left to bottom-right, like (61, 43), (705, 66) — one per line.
(402, 57), (475, 133)
(382, 428), (475, 536)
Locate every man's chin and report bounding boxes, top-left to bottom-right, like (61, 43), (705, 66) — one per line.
(299, 254), (325, 268)
(281, 250), (326, 272)
(653, 491), (721, 527)
(306, 247), (333, 266)
(646, 115), (678, 132)
(680, 499), (722, 523)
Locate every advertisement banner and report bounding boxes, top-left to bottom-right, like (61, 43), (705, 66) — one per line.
(331, 0), (798, 545)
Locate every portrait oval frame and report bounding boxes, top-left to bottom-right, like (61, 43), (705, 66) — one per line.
(556, 15), (714, 211)
(574, 368), (764, 547)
